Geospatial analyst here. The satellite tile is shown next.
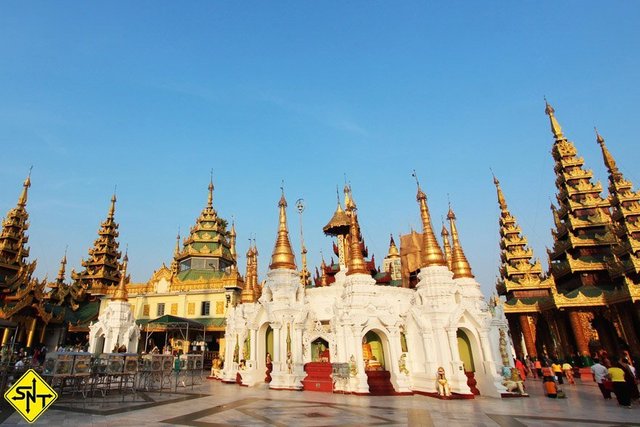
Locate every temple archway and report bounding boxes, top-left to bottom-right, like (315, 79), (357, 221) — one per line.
(592, 315), (622, 356)
(363, 330), (385, 370)
(457, 329), (475, 372)
(311, 337), (329, 362)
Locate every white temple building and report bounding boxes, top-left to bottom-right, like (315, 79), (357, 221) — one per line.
(222, 183), (513, 398)
(89, 255), (140, 354)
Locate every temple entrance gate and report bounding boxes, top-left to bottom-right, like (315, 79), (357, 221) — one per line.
(457, 328), (480, 395)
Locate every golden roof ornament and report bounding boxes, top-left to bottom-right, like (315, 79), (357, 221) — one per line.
(492, 173), (508, 212)
(229, 220), (237, 265)
(56, 249), (67, 284)
(112, 251), (129, 302)
(17, 167), (32, 207)
(207, 171), (214, 209)
(447, 205), (474, 278)
(345, 191), (368, 275)
(323, 186), (351, 235)
(544, 98), (565, 141)
(441, 221), (453, 271)
(387, 234), (400, 259)
(595, 128), (622, 180)
(108, 192), (116, 220)
(269, 186), (297, 270)
(412, 171), (447, 267)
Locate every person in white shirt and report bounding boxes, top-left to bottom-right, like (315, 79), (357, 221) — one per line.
(590, 358), (611, 399)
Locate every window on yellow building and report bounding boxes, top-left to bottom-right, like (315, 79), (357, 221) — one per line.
(171, 303), (178, 315)
(216, 301), (224, 315)
(143, 304), (150, 316)
(201, 301), (210, 316)
(187, 302), (195, 315)
(157, 303), (165, 316)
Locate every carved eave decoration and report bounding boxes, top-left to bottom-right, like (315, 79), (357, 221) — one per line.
(502, 299), (542, 314)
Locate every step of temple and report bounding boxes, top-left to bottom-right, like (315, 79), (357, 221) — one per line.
(366, 370), (396, 395)
(302, 362), (333, 392)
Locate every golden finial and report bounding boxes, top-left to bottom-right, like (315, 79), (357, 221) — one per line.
(544, 97), (565, 140)
(108, 188), (117, 220)
(387, 234), (400, 259)
(56, 246), (68, 283)
(346, 190), (368, 275)
(229, 218), (237, 261)
(17, 166), (32, 207)
(207, 171), (214, 208)
(112, 248), (129, 301)
(447, 205), (474, 278)
(269, 187), (296, 270)
(595, 127), (621, 177)
(491, 170), (508, 212)
(441, 220), (452, 270)
(412, 170), (447, 267)
(174, 228), (181, 256)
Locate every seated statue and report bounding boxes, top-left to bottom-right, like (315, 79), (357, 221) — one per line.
(367, 356), (382, 371)
(436, 367), (451, 397)
(502, 367), (527, 395)
(399, 353), (409, 375)
(349, 355), (358, 377)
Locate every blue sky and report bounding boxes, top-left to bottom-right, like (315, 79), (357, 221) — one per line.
(1, 2), (639, 296)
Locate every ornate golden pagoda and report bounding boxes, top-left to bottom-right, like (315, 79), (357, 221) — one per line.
(112, 252), (129, 302)
(0, 172), (36, 293)
(269, 191), (297, 270)
(323, 187), (352, 267)
(441, 222), (452, 271)
(72, 194), (123, 295)
(493, 175), (555, 358)
(387, 234), (400, 259)
(174, 179), (236, 278)
(596, 130), (640, 282)
(447, 205), (474, 279)
(415, 179), (447, 268)
(241, 243), (258, 303)
(346, 191), (368, 275)
(545, 101), (614, 293)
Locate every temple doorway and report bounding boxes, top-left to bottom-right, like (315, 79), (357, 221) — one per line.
(592, 315), (622, 356)
(457, 328), (480, 395)
(95, 334), (105, 355)
(311, 338), (329, 362)
(363, 331), (385, 370)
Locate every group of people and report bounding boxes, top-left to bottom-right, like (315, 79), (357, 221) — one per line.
(591, 355), (639, 408)
(510, 352), (639, 408)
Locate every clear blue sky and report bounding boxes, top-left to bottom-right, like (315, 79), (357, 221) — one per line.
(1, 2), (639, 295)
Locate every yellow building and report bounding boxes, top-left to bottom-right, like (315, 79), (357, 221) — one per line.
(99, 179), (249, 355)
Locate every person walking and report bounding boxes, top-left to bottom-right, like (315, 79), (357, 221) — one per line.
(526, 356), (537, 379)
(608, 356), (631, 408)
(552, 360), (564, 385)
(534, 357), (543, 378)
(620, 357), (639, 403)
(562, 360), (575, 385)
(591, 358), (611, 400)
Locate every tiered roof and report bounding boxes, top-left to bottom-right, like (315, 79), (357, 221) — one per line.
(493, 175), (554, 312)
(72, 194), (123, 295)
(545, 102), (615, 295)
(596, 131), (640, 297)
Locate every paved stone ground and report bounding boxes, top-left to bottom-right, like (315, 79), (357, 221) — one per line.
(1, 377), (639, 426)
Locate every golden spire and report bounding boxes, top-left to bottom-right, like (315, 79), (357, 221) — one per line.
(207, 171), (214, 209)
(112, 251), (129, 302)
(269, 188), (296, 270)
(387, 234), (400, 259)
(17, 167), (32, 207)
(108, 192), (117, 220)
(413, 171), (447, 267)
(174, 230), (181, 257)
(229, 220), (237, 263)
(56, 249), (67, 283)
(492, 173), (508, 212)
(544, 98), (565, 141)
(441, 221), (453, 271)
(447, 206), (474, 278)
(346, 190), (368, 275)
(319, 255), (329, 286)
(595, 128), (621, 179)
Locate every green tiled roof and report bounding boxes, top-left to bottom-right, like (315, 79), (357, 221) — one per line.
(177, 269), (226, 282)
(198, 317), (226, 327)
